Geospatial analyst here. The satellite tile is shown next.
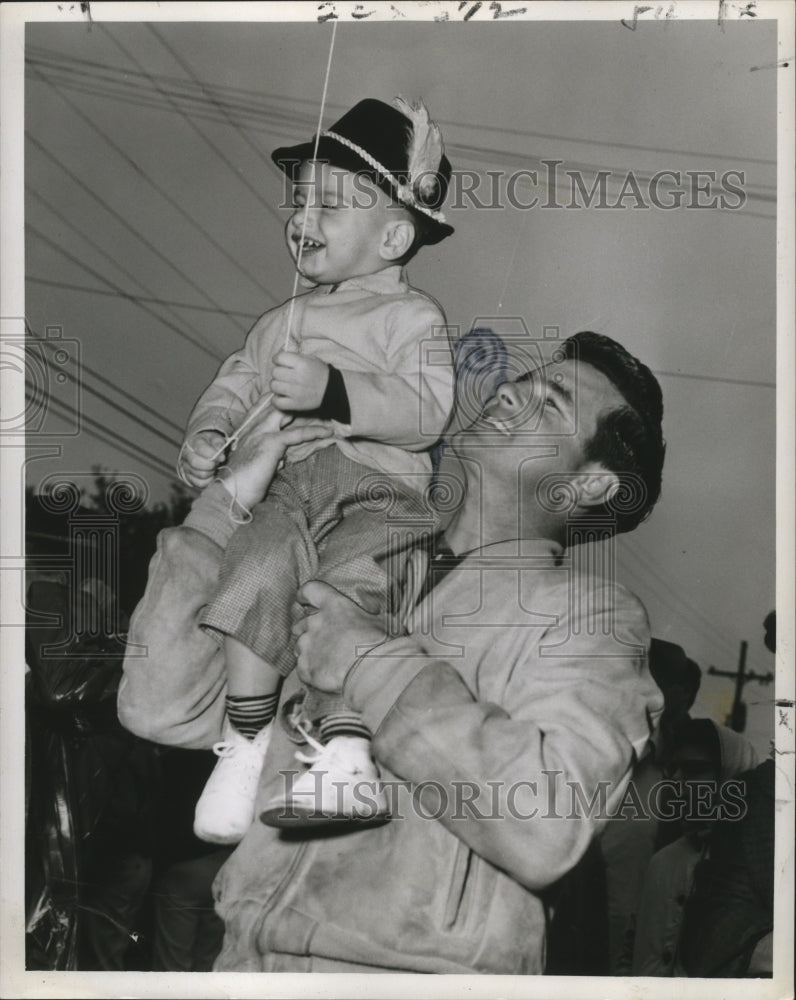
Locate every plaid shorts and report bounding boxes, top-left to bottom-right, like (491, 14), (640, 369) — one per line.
(200, 446), (435, 679)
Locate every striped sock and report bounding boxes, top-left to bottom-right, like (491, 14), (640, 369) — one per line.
(318, 711), (371, 743)
(226, 693), (279, 741)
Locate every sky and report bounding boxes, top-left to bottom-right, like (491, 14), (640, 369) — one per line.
(9, 5), (786, 760)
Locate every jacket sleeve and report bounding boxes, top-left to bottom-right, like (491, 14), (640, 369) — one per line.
(340, 297), (454, 450)
(184, 311), (282, 442)
(117, 483), (239, 749)
(343, 584), (662, 892)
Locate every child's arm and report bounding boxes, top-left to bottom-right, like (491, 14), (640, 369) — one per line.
(341, 297), (454, 450)
(179, 311), (282, 485)
(269, 297), (454, 451)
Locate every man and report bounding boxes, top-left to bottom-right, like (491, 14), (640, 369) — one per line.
(119, 330), (666, 974)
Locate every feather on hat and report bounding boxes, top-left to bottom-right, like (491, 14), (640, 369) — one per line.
(392, 96), (445, 204)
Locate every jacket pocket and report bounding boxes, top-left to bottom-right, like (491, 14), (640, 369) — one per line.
(442, 840), (473, 931)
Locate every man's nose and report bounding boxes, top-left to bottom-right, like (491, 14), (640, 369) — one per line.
(494, 380), (523, 412)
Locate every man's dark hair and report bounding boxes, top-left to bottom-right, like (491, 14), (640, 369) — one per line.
(562, 331), (666, 535)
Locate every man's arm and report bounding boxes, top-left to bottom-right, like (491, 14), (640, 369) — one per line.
(296, 580), (661, 892)
(117, 488), (231, 748)
(119, 416), (333, 747)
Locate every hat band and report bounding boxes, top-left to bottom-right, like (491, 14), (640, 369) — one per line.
(320, 130), (448, 224)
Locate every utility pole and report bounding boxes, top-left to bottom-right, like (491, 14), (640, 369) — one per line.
(708, 639), (774, 733)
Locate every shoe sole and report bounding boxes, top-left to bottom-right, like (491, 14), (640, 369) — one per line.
(259, 803), (390, 830)
(193, 824), (248, 846)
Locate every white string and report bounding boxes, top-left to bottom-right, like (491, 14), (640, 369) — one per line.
(208, 21), (338, 463)
(283, 19), (337, 350)
(214, 465), (253, 524)
(495, 208), (530, 315)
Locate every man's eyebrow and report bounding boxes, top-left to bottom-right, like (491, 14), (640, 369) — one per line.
(513, 369), (575, 404)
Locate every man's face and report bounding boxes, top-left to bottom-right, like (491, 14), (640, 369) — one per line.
(285, 161), (398, 285)
(453, 358), (626, 478)
(451, 360), (626, 537)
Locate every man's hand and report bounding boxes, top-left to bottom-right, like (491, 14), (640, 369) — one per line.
(271, 351), (329, 411)
(222, 411), (333, 509)
(292, 581), (388, 693)
(179, 429), (227, 488)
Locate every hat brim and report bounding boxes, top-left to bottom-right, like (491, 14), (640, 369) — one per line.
(272, 137), (454, 245)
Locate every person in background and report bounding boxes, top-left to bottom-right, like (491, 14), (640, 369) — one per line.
(630, 718), (759, 976)
(601, 639), (702, 974)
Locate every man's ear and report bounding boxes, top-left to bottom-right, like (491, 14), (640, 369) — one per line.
(380, 220), (415, 261)
(571, 462), (620, 511)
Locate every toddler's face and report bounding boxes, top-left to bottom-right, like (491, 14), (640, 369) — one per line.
(285, 161), (403, 285)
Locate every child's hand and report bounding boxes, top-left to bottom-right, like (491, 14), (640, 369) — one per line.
(270, 351), (329, 412)
(178, 429), (227, 488)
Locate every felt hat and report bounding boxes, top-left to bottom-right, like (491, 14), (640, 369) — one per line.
(272, 97), (454, 245)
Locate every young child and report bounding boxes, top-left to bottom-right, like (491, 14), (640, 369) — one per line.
(178, 97), (455, 844)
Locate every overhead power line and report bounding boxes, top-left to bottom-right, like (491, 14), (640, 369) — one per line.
(99, 25), (289, 243)
(26, 132), (243, 342)
(619, 537), (768, 675)
(27, 223), (226, 362)
(26, 64), (280, 310)
(618, 551), (740, 664)
(27, 184), (257, 366)
(144, 24), (276, 176)
(25, 318), (184, 445)
(35, 392), (178, 483)
(26, 52), (775, 223)
(27, 276), (260, 322)
(40, 352), (181, 454)
(25, 46), (777, 168)
(25, 51), (776, 198)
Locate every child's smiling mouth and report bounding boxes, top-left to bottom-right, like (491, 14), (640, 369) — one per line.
(294, 235), (324, 255)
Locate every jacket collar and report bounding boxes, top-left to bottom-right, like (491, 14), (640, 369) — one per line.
(450, 537), (564, 564)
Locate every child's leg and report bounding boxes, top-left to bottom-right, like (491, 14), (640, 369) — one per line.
(305, 485), (434, 745)
(260, 481), (436, 828)
(194, 483), (317, 845)
(194, 639), (284, 844)
(224, 636), (281, 739)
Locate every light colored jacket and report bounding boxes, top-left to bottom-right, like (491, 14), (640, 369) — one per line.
(118, 486), (663, 974)
(183, 266), (453, 491)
